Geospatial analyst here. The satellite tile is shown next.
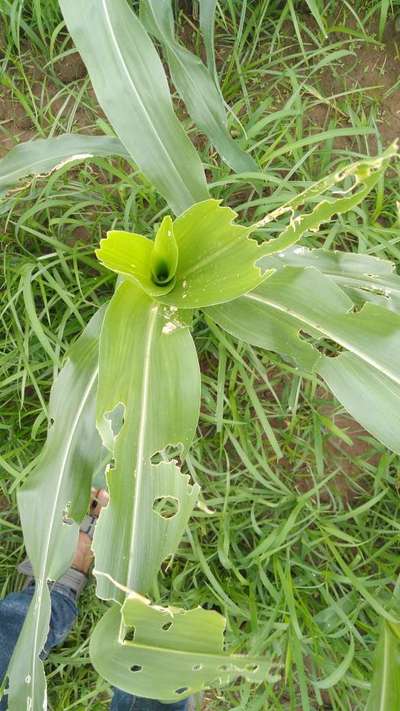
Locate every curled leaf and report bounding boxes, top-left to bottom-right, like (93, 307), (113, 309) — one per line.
(96, 199), (271, 309)
(96, 230), (175, 298)
(150, 215), (178, 287)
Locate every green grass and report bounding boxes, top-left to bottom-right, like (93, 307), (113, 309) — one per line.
(1, 1), (400, 709)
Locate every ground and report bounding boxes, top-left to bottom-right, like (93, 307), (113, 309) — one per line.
(1, 1), (400, 709)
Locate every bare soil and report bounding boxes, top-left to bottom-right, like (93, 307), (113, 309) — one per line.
(0, 52), (94, 159)
(312, 19), (400, 148)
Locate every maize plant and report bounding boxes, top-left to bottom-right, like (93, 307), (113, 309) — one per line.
(1, 0), (400, 709)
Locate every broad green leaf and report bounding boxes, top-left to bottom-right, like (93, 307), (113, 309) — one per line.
(141, 0), (257, 173)
(206, 266), (351, 370)
(150, 216), (178, 286)
(94, 280), (201, 601)
(0, 133), (129, 196)
(199, 0), (219, 86)
(59, 0), (209, 215)
(319, 340), (400, 455)
(6, 309), (105, 711)
(255, 145), (397, 256)
(366, 621), (400, 710)
(262, 246), (400, 312)
(208, 267), (400, 453)
(206, 290), (320, 372)
(96, 199), (271, 309)
(90, 595), (272, 702)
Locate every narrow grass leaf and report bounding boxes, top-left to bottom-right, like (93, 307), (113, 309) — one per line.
(313, 636), (354, 689)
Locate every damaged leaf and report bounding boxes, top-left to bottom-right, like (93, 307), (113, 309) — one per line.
(93, 280), (201, 601)
(6, 309), (105, 711)
(0, 134), (130, 196)
(262, 245), (400, 312)
(90, 595), (273, 702)
(255, 144), (397, 256)
(208, 266), (400, 453)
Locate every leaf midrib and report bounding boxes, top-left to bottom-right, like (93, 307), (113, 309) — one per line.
(127, 304), (159, 590)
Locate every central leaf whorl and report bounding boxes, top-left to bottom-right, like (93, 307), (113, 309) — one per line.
(150, 215), (178, 287)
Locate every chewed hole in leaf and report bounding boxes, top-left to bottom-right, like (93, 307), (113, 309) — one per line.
(150, 443), (183, 465)
(153, 496), (179, 520)
(298, 330), (342, 358)
(106, 402), (125, 438)
(130, 665), (142, 673)
(124, 627), (136, 642)
(332, 173), (357, 193)
(218, 664), (231, 672)
(175, 687), (189, 695)
(62, 501), (73, 526)
(192, 664), (202, 671)
(245, 664), (260, 673)
(161, 621), (173, 631)
(314, 338), (342, 358)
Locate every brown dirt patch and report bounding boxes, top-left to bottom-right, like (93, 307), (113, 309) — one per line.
(312, 19), (400, 147)
(295, 405), (379, 505)
(0, 52), (98, 160)
(53, 52), (87, 84)
(66, 225), (92, 245)
(0, 95), (35, 158)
